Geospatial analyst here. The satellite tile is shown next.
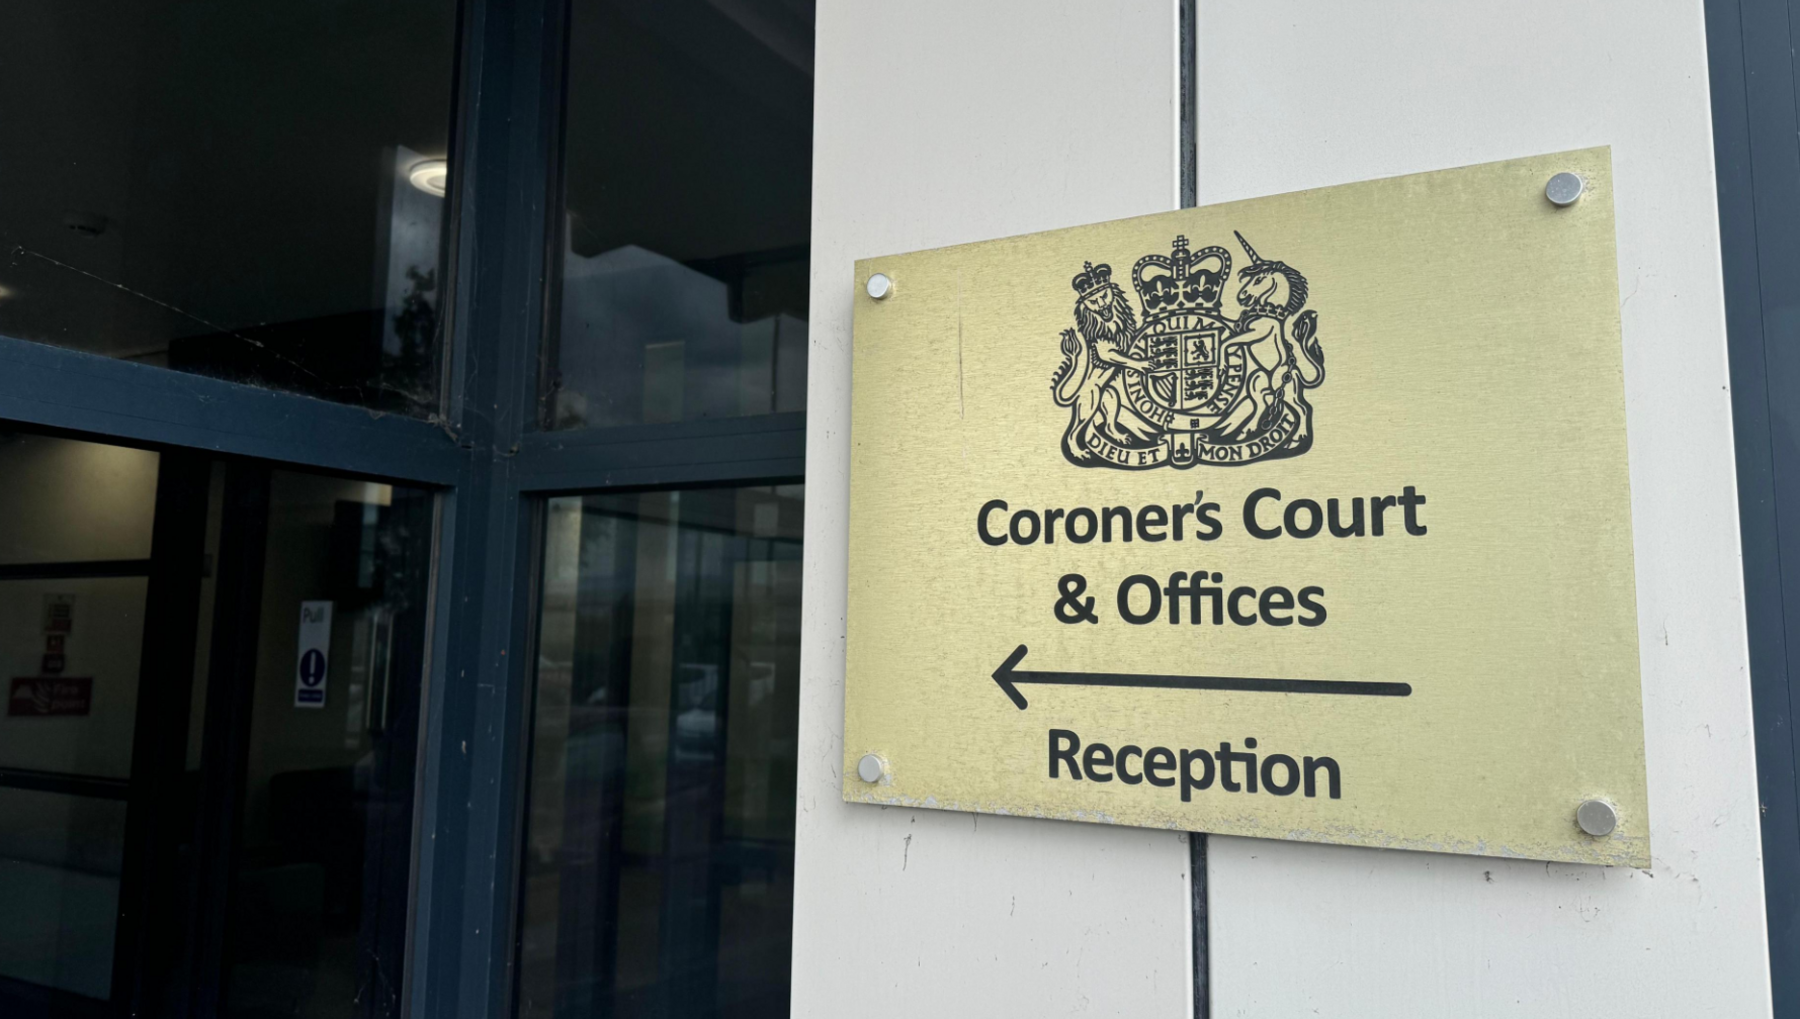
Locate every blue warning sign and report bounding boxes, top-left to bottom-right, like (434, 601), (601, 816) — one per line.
(294, 601), (333, 708)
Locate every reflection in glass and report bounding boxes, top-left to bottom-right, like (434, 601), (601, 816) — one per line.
(548, 0), (814, 429)
(0, 2), (458, 415)
(0, 433), (434, 1018)
(220, 471), (434, 1019)
(519, 486), (804, 1018)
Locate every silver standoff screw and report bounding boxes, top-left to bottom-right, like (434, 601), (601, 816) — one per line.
(857, 753), (885, 783)
(1576, 798), (1618, 837)
(866, 272), (893, 300)
(1545, 172), (1585, 207)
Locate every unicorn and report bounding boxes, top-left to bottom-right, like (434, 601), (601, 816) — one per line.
(1213, 232), (1327, 445)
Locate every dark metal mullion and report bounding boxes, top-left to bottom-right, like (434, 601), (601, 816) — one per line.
(524, 410), (807, 448)
(0, 333), (464, 486)
(400, 494), (449, 1019)
(1708, 0), (1800, 1013)
(514, 425), (805, 493)
(519, 457), (807, 494)
(410, 0), (560, 1016)
(412, 472), (540, 1019)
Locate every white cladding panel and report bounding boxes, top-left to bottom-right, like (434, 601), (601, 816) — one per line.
(798, 0), (1772, 1014)
(1197, 1), (1773, 1016)
(792, 1), (1192, 1016)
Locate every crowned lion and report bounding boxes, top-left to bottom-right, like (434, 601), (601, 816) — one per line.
(1050, 261), (1162, 464)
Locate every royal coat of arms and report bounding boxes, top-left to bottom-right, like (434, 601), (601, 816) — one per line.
(1050, 233), (1326, 469)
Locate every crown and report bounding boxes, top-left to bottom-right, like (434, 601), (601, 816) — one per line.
(1132, 235), (1231, 316)
(1071, 261), (1113, 299)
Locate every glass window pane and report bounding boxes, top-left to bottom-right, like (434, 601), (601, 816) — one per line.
(519, 485), (804, 1018)
(547, 1), (814, 430)
(0, 2), (459, 416)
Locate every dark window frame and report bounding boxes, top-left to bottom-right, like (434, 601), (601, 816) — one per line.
(1709, 0), (1800, 1012)
(0, 1), (804, 1017)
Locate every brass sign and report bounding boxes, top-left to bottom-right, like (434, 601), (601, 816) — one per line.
(843, 148), (1647, 866)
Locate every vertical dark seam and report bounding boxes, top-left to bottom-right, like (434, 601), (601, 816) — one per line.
(1180, 0), (1198, 210)
(1180, 3), (1206, 1017)
(1190, 831), (1209, 1019)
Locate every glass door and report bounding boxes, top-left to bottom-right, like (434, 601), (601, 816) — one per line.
(0, 430), (436, 1019)
(194, 465), (435, 1019)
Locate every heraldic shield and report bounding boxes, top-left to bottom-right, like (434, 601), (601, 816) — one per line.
(1050, 233), (1327, 469)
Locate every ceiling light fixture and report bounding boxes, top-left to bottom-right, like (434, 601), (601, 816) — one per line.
(408, 159), (449, 197)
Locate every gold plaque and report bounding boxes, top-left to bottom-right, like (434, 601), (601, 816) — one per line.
(844, 148), (1646, 866)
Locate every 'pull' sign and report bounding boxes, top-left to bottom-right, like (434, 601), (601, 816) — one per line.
(294, 601), (333, 708)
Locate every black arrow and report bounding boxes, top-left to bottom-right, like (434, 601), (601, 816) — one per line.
(990, 644), (1413, 710)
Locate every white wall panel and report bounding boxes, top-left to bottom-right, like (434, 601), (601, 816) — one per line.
(1196, 1), (1772, 1015)
(793, 2), (1192, 1015)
